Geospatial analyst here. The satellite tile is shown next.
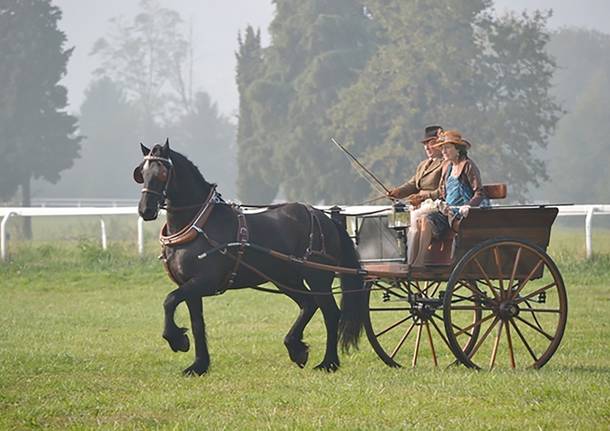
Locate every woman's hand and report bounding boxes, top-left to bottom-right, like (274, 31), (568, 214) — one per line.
(407, 193), (425, 207)
(458, 205), (471, 217)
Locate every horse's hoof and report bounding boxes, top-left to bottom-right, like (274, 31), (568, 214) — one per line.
(287, 341), (309, 368)
(314, 361), (339, 372)
(182, 360), (209, 376)
(163, 327), (190, 352)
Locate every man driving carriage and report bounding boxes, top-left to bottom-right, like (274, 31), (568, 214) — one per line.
(387, 125), (444, 206)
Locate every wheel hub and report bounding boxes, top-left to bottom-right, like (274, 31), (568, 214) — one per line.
(497, 301), (520, 320)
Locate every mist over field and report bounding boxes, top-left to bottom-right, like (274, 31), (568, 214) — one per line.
(1, 0), (609, 205)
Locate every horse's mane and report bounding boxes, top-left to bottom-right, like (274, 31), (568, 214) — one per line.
(170, 149), (209, 186)
(150, 144), (209, 187)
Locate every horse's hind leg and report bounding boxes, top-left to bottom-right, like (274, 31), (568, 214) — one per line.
(183, 296), (210, 376)
(305, 271), (341, 372)
(280, 281), (318, 368)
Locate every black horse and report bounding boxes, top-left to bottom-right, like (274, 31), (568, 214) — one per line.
(133, 139), (366, 375)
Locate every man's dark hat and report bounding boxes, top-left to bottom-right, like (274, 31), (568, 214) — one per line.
(421, 125), (443, 143)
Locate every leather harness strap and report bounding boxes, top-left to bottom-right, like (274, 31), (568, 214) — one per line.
(217, 206), (250, 294)
(160, 201), (341, 294)
(159, 186), (218, 247)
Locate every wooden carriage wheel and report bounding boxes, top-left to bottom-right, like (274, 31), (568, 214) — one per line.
(443, 238), (568, 369)
(365, 278), (481, 368)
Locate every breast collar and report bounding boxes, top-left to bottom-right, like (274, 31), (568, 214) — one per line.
(159, 186), (220, 247)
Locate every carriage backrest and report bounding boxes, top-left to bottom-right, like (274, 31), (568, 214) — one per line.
(453, 207), (558, 278)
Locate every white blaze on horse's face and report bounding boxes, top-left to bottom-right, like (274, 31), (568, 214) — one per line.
(138, 157), (170, 221)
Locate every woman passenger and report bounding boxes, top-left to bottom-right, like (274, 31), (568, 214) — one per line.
(408, 130), (487, 267)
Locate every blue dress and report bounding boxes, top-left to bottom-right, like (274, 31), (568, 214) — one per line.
(427, 164), (474, 238)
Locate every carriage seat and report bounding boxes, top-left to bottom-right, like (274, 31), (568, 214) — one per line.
(483, 183), (507, 200)
(422, 183), (507, 265)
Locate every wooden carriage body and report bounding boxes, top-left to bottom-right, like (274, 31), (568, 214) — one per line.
(357, 206), (558, 281)
(352, 205), (567, 370)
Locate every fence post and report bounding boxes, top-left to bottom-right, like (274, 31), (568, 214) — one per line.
(100, 218), (107, 250)
(137, 217), (144, 256)
(585, 207), (594, 259)
(1, 212), (14, 262)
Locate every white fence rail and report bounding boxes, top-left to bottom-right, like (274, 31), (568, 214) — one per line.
(1, 204), (610, 261)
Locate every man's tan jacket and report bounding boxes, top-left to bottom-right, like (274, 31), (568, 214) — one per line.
(394, 158), (443, 200)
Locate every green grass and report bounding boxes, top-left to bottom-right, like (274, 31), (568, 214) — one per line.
(0, 232), (609, 430)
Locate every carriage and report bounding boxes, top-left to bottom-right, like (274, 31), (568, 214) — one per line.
(336, 188), (567, 370)
(135, 141), (567, 375)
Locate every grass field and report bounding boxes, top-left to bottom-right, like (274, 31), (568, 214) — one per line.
(1, 229), (609, 430)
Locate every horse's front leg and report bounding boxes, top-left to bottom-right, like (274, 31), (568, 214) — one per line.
(162, 287), (191, 353)
(162, 276), (215, 352)
(182, 296), (210, 376)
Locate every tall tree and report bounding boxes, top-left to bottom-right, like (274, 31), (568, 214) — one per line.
(88, 0), (237, 198)
(331, 0), (560, 202)
(91, 0), (189, 137)
(0, 0), (81, 236)
(237, 0), (376, 202)
(235, 26), (278, 203)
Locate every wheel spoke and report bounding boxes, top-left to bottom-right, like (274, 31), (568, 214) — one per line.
(514, 282), (557, 304)
(450, 305), (494, 311)
(425, 322), (438, 367)
(412, 323), (423, 367)
(390, 321), (416, 359)
(505, 321), (516, 368)
(468, 317), (500, 360)
(429, 316), (453, 350)
(489, 319), (503, 369)
(456, 280), (485, 297)
(411, 280), (425, 296)
(370, 307), (411, 312)
(508, 247), (522, 296)
(517, 307), (561, 314)
(451, 313), (494, 337)
(512, 258), (544, 298)
(375, 314), (413, 338)
(510, 318), (538, 362)
(451, 293), (478, 303)
(429, 281), (442, 297)
(492, 247), (505, 297)
(514, 315), (554, 341)
(473, 257), (501, 300)
(397, 281), (410, 295)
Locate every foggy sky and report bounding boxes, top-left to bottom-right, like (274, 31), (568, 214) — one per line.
(54, 0), (610, 118)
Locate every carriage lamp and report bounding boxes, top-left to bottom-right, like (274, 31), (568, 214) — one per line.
(387, 201), (410, 230)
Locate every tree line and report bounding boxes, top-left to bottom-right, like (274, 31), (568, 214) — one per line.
(1, 0), (609, 226)
(237, 0), (562, 204)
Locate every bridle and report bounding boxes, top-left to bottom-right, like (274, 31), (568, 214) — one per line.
(139, 153), (222, 212)
(140, 154), (174, 206)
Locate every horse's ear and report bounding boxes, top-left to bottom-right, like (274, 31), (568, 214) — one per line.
(162, 138), (170, 155)
(140, 143), (150, 156)
(133, 164), (144, 184)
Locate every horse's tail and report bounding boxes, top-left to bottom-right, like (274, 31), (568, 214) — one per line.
(334, 219), (367, 353)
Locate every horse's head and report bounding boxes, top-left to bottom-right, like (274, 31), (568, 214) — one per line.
(133, 139), (173, 221)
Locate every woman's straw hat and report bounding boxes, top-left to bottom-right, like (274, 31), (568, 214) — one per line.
(432, 129), (471, 149)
